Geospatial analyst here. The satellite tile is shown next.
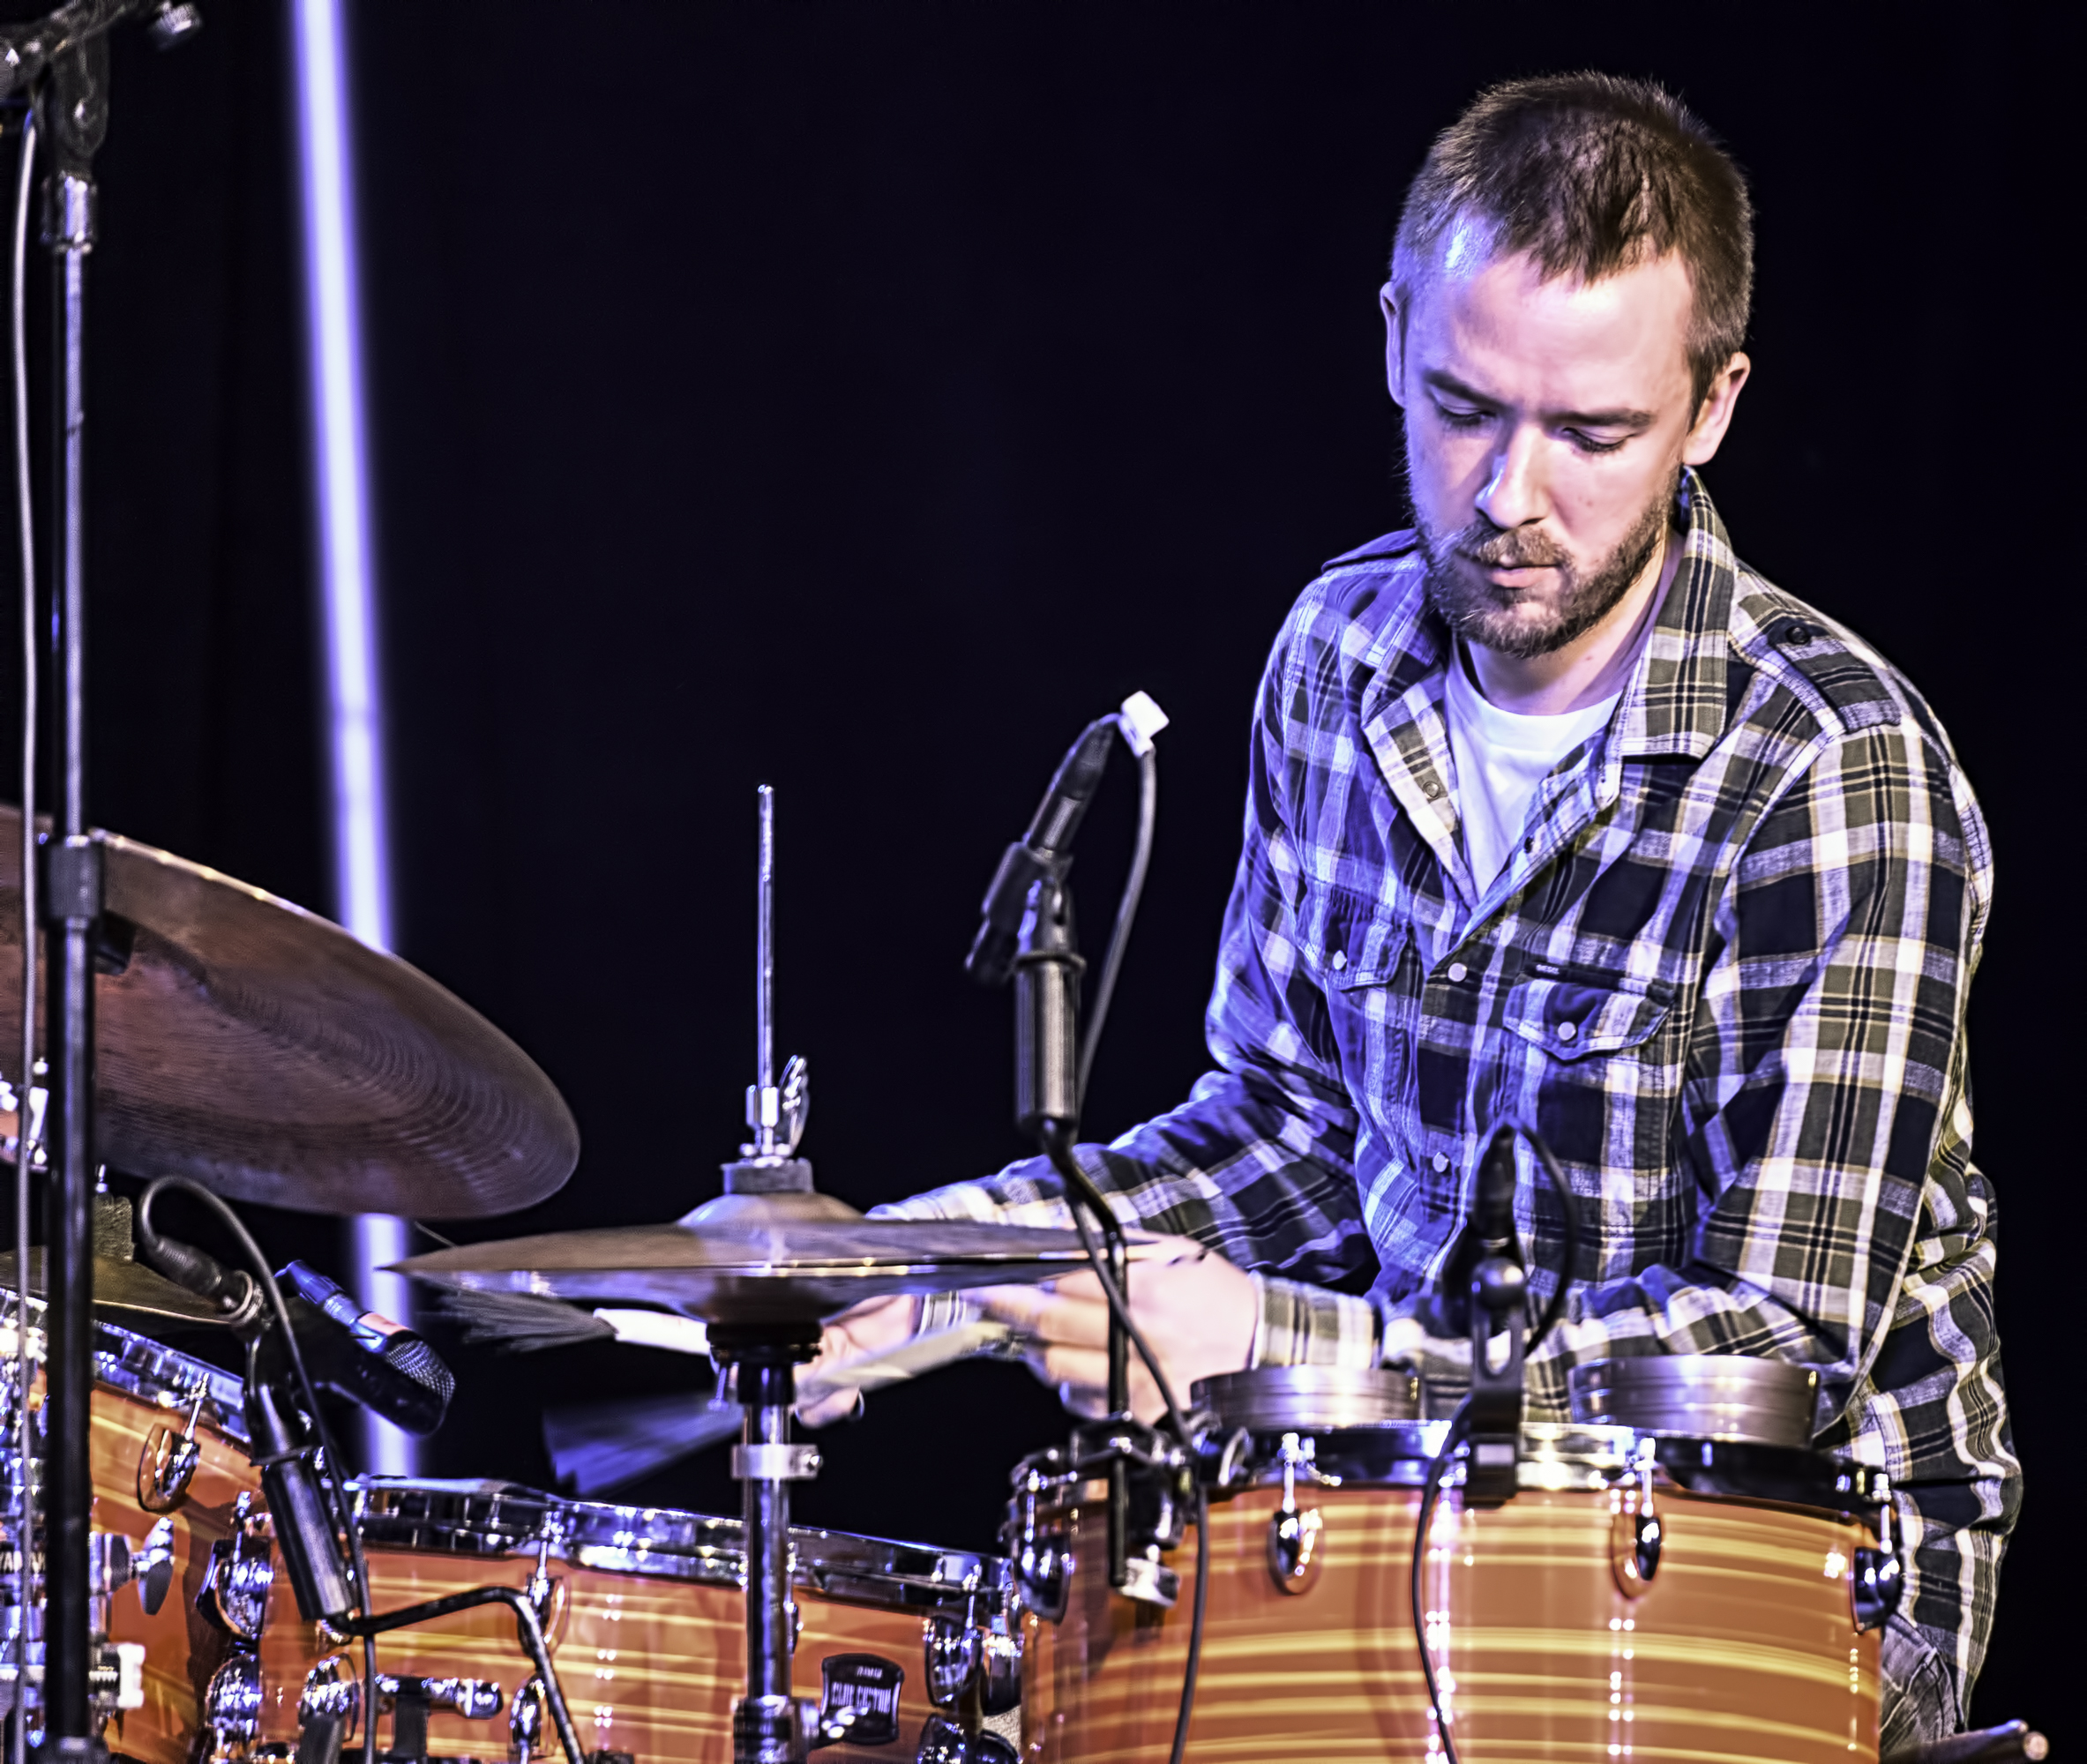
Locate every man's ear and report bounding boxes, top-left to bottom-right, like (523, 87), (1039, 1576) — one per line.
(1681, 352), (1751, 466)
(1380, 280), (1408, 408)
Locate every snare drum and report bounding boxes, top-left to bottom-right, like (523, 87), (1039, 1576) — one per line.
(256, 1479), (1016, 1763)
(1011, 1363), (1891, 1763)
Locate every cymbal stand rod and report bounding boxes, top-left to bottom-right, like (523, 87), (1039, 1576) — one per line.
(752, 785), (780, 1156)
(720, 1332), (820, 1764)
(8, 104), (37, 1764)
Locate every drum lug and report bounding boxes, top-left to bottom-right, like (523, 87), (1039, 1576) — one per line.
(1003, 1461), (1070, 1624)
(1266, 1505), (1323, 1595)
(197, 1491), (275, 1642)
(1609, 1441), (1664, 1596)
(299, 1654), (363, 1764)
(1850, 1472), (1904, 1632)
(202, 1652), (263, 1763)
(137, 1387), (206, 1512)
(1264, 1431), (1334, 1596)
(509, 1676), (549, 1764)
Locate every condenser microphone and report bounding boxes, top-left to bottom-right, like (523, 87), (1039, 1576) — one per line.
(966, 715), (1119, 987)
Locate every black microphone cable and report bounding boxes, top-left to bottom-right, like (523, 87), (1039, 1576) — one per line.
(1407, 1117), (1581, 1764)
(134, 1177), (381, 1764)
(1036, 1123), (1207, 1764)
(8, 103), (37, 1764)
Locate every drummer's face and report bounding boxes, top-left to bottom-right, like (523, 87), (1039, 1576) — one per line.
(1380, 230), (1747, 659)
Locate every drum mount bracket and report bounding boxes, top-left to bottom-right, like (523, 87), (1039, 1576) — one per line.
(1005, 1416), (1192, 1618)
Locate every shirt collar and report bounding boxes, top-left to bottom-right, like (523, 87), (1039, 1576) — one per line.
(1610, 467), (1735, 762)
(1355, 466), (1737, 764)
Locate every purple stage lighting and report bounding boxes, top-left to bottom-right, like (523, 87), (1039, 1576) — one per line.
(291, 0), (415, 1476)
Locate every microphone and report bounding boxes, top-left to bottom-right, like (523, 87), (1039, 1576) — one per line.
(966, 715), (1118, 987)
(1418, 1120), (1530, 1506)
(278, 1260), (455, 1437)
(132, 1219), (261, 1323)
(138, 1223), (452, 1435)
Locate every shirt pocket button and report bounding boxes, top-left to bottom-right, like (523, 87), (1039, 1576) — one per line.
(1558, 1020), (1578, 1043)
(1447, 961), (1468, 983)
(1431, 1153), (1449, 1173)
(1330, 951), (1347, 971)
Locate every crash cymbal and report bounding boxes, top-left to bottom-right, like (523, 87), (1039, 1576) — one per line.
(0, 1248), (234, 1328)
(397, 1210), (1130, 1327)
(0, 809), (580, 1217)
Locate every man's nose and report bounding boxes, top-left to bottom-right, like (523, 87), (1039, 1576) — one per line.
(1474, 425), (1548, 530)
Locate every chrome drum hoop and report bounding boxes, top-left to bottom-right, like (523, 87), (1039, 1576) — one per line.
(0, 1304), (247, 1447)
(1193, 1419), (1889, 1521)
(1567, 1353), (1820, 1447)
(91, 1319), (248, 1446)
(353, 1477), (1011, 1617)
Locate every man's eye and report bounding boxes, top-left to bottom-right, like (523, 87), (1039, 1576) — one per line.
(1435, 403), (1490, 430)
(1567, 430), (1628, 454)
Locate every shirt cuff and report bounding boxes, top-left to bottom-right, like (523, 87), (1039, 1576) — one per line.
(1247, 1273), (1381, 1368)
(914, 1287), (984, 1339)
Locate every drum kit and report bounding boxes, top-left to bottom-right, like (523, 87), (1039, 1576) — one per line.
(0, 751), (1948, 1764)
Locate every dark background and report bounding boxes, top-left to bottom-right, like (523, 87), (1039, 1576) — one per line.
(16, 0), (2064, 1732)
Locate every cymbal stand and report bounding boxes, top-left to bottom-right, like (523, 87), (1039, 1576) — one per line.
(714, 786), (824, 1764)
(712, 1326), (821, 1764)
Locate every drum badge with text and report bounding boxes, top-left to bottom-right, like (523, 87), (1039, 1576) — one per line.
(815, 1654), (905, 1748)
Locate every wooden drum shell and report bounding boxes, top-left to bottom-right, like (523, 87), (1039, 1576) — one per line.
(253, 1544), (948, 1763)
(96, 1380), (261, 1764)
(1024, 1480), (1881, 1763)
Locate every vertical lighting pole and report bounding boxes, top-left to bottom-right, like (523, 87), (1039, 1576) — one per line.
(291, 0), (415, 1476)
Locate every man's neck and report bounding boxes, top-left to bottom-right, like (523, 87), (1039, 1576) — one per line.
(1464, 522), (1682, 716)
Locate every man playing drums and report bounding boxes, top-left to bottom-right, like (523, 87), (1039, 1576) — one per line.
(813, 74), (2016, 1748)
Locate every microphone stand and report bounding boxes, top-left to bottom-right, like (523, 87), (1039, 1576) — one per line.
(1012, 872), (1135, 1586)
(0, 11), (203, 1759)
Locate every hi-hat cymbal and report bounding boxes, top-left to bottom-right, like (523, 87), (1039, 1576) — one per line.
(0, 1249), (235, 1327)
(0, 810), (580, 1218)
(397, 1211), (1127, 1326)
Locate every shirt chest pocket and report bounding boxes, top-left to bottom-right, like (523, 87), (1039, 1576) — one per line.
(1299, 887), (1412, 1092)
(1503, 968), (1673, 1061)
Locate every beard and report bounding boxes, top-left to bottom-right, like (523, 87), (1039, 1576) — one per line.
(1413, 470), (1672, 662)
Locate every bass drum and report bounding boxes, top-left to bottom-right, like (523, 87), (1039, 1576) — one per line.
(256, 1479), (1017, 1764)
(1010, 1366), (1892, 1763)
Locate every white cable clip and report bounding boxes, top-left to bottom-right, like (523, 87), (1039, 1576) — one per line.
(1116, 690), (1169, 757)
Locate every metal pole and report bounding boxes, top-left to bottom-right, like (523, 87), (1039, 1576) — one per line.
(40, 158), (97, 1764)
(753, 786), (775, 1154)
(724, 1342), (816, 1764)
(9, 105), (39, 1764)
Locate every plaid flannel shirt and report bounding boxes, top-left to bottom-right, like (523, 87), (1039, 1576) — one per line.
(880, 471), (2016, 1712)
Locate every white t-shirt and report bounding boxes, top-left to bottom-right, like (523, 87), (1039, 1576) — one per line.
(1443, 645), (1621, 892)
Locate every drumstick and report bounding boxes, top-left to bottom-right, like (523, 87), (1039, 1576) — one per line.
(541, 1319), (1026, 1495)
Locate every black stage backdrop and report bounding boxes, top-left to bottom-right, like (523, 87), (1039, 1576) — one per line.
(27, 0), (2064, 1730)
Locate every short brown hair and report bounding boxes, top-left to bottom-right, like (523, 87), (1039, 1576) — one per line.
(1392, 74), (1753, 412)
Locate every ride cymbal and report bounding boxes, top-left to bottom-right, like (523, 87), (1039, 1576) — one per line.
(0, 810), (580, 1218)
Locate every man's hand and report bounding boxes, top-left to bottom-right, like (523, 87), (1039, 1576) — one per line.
(975, 1235), (1256, 1424)
(797, 1294), (921, 1426)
